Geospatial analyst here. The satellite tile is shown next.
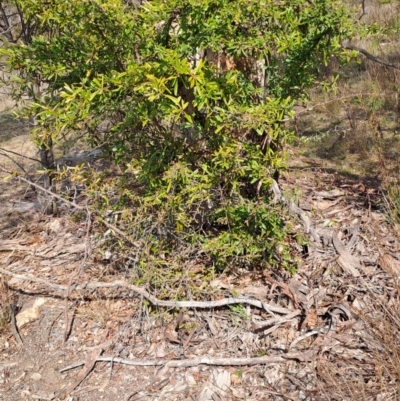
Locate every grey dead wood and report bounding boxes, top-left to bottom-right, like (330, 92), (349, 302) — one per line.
(60, 351), (316, 373)
(251, 310), (301, 331)
(0, 267), (295, 314)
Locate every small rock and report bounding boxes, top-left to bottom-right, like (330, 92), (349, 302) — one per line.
(31, 373), (42, 381)
(33, 298), (47, 308)
(103, 250), (112, 260)
(16, 307), (40, 329)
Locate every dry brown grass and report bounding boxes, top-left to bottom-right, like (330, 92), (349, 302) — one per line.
(293, 0), (400, 222)
(315, 282), (400, 401)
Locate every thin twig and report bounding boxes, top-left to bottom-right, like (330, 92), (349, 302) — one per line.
(0, 146), (42, 164)
(0, 151), (26, 172)
(0, 167), (85, 210)
(0, 267), (295, 315)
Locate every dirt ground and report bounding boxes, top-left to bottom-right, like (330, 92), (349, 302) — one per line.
(1, 112), (400, 401)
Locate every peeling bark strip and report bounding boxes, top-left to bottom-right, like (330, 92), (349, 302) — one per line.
(332, 232), (361, 278)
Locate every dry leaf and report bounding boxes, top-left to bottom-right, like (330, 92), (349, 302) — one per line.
(230, 372), (242, 385)
(313, 199), (335, 211)
(306, 308), (318, 329)
(164, 322), (180, 344)
(379, 252), (400, 276)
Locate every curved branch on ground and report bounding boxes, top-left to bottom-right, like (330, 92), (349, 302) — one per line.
(0, 266), (295, 315)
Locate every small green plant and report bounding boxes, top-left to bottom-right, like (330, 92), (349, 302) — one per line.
(229, 304), (252, 321)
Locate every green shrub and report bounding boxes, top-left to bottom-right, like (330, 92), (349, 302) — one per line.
(1, 0), (356, 294)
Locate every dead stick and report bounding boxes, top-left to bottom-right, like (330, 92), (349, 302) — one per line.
(0, 166), (84, 210)
(0, 267), (294, 315)
(60, 352), (311, 373)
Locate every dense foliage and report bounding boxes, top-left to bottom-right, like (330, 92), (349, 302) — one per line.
(1, 0), (355, 292)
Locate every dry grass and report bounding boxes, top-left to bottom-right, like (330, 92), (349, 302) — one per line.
(76, 299), (129, 329)
(315, 283), (400, 401)
(293, 0), (400, 220)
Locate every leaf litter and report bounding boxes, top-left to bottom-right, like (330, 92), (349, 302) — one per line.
(1, 164), (400, 400)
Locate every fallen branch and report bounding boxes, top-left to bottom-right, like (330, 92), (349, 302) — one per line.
(60, 351), (314, 373)
(0, 167), (85, 211)
(341, 40), (400, 70)
(0, 267), (295, 315)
